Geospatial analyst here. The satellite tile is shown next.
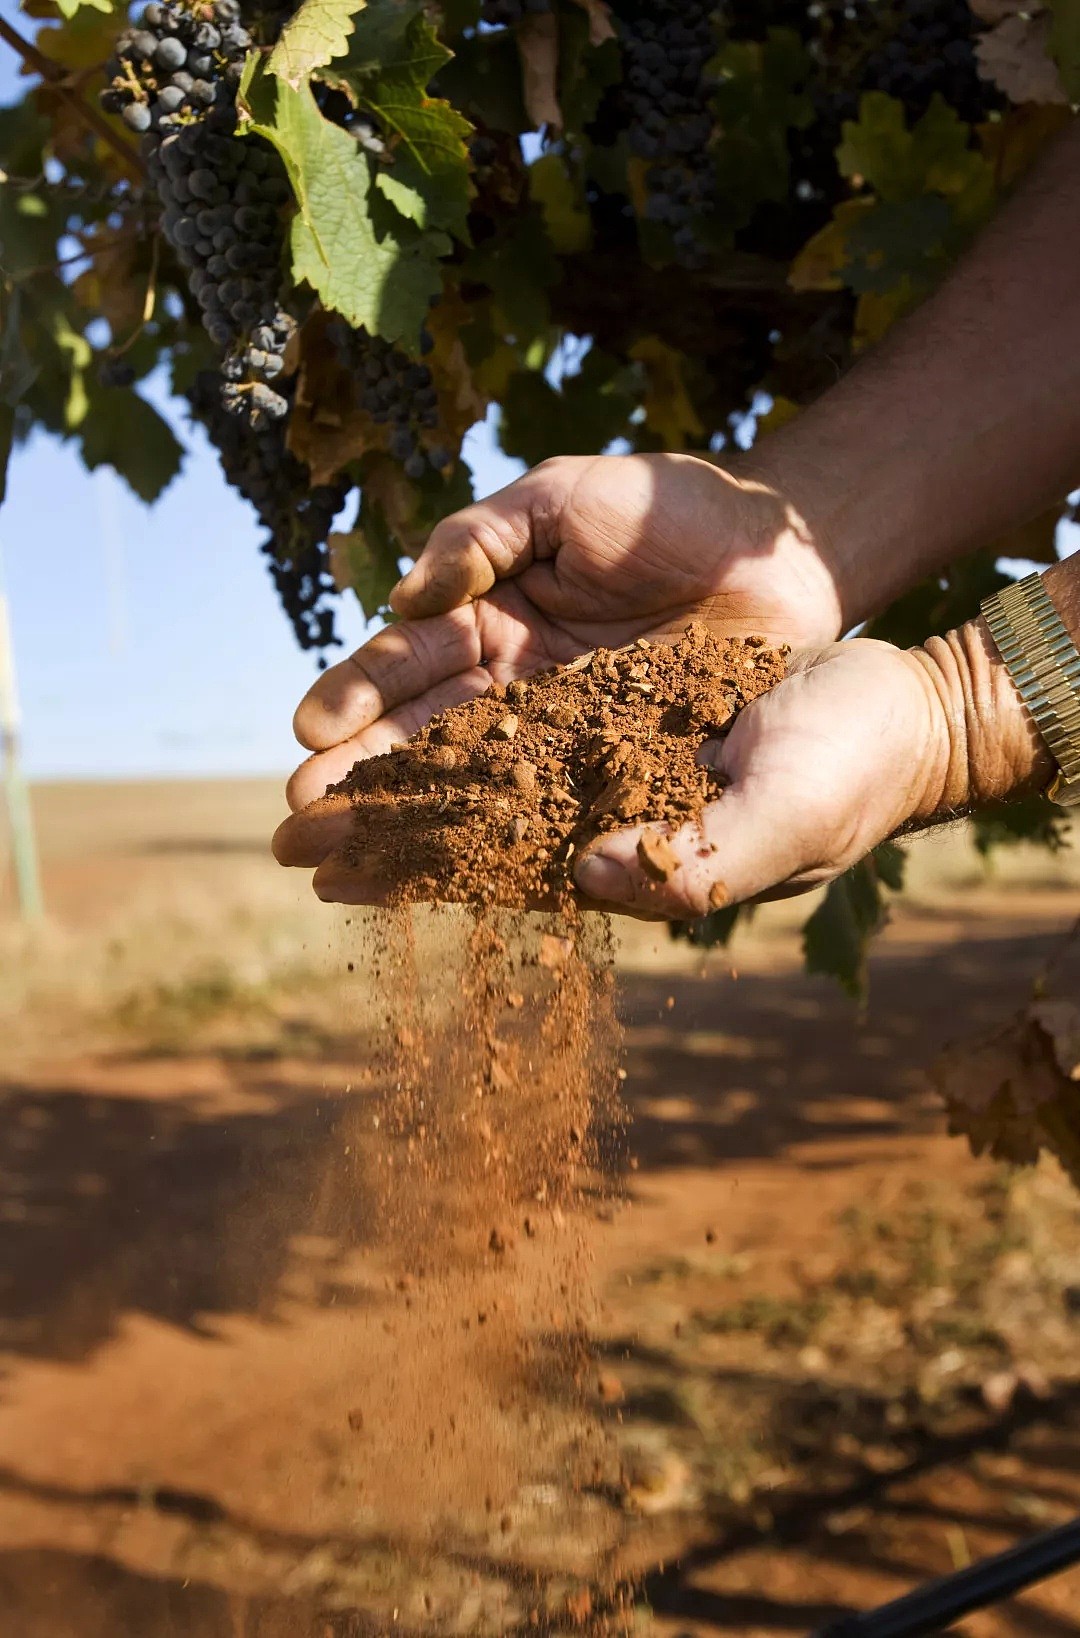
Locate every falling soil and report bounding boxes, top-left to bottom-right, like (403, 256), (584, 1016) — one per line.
(331, 624), (789, 910)
(302, 626), (789, 1629)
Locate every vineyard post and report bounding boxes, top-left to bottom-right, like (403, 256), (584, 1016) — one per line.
(0, 549), (43, 923)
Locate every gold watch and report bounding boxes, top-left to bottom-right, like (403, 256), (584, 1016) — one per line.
(981, 571), (1080, 808)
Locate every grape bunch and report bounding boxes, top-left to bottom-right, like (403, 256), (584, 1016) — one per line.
(326, 319), (453, 481)
(854, 0), (1001, 126)
(611, 0), (719, 269)
(188, 369), (350, 653)
(101, 1), (297, 430)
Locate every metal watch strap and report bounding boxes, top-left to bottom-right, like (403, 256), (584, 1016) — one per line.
(981, 572), (1080, 807)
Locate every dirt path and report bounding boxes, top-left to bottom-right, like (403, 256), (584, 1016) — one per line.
(3, 781), (1080, 1634)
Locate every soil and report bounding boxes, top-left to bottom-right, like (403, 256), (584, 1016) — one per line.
(5, 782), (1080, 1637)
(331, 625), (788, 908)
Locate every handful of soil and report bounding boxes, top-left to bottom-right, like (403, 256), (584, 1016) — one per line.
(332, 623), (788, 909)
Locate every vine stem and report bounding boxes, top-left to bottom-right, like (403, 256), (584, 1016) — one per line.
(0, 15), (144, 181)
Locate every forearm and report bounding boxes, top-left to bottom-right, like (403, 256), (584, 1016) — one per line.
(913, 553), (1080, 820)
(748, 121), (1080, 630)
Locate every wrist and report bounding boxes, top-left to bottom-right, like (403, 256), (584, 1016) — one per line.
(910, 615), (1054, 819)
(723, 446), (848, 645)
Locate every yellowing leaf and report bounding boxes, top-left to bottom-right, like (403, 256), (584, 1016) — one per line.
(268, 0), (363, 88)
(53, 0), (113, 18)
(71, 227), (147, 340)
(788, 198), (872, 291)
(528, 153), (592, 254)
(629, 337), (703, 450)
(52, 314), (91, 430)
(424, 290), (489, 450)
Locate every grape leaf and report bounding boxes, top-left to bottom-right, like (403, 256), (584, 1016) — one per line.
(0, 288), (38, 509)
(528, 153), (591, 254)
(239, 55), (448, 343)
(802, 848), (902, 998)
(52, 0), (113, 18)
(78, 382), (183, 502)
(838, 92), (988, 204)
(318, 0), (426, 77)
(500, 349), (637, 465)
(329, 511), (401, 618)
(977, 13), (1068, 104)
(1048, 0), (1080, 98)
(327, 14), (474, 238)
(268, 0), (365, 89)
(628, 337), (703, 449)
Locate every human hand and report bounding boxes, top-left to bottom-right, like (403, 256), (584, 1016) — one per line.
(283, 452), (843, 811)
(573, 626), (1043, 918)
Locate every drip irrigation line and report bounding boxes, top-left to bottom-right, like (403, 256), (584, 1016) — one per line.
(813, 1512), (1080, 1638)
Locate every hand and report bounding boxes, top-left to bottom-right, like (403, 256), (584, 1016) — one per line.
(574, 638), (959, 918)
(282, 452), (844, 812)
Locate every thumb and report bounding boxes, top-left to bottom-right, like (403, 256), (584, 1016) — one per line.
(574, 763), (822, 919)
(390, 461), (576, 619)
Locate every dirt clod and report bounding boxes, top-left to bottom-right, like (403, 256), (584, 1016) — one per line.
(333, 625), (787, 909)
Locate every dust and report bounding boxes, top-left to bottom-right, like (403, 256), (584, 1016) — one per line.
(331, 624), (788, 909)
(300, 627), (788, 1630)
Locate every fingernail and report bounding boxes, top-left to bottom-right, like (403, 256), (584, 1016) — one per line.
(575, 853), (634, 904)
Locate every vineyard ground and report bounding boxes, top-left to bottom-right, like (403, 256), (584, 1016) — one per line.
(3, 781), (1080, 1635)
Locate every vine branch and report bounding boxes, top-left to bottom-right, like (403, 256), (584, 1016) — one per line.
(0, 15), (144, 181)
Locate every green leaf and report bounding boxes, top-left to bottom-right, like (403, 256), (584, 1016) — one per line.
(1048, 0), (1080, 100)
(432, 26), (527, 133)
(837, 92), (989, 206)
(325, 13), (474, 239)
(670, 902), (749, 950)
(528, 153), (592, 254)
(53, 0), (113, 17)
(464, 212), (557, 344)
(500, 348), (637, 465)
(239, 54), (448, 343)
(78, 383), (183, 503)
(329, 503), (401, 618)
(841, 195), (953, 293)
(802, 853), (898, 999)
(268, 0), (364, 88)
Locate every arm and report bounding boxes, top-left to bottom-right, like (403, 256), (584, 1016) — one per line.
(750, 120), (1080, 630)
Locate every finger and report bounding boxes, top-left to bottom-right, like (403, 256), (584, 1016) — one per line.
(390, 460), (581, 620)
(312, 853), (391, 907)
(272, 795), (354, 867)
(574, 773), (820, 920)
(293, 605), (482, 752)
(285, 668), (494, 811)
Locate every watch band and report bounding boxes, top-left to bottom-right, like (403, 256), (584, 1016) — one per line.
(981, 572), (1080, 807)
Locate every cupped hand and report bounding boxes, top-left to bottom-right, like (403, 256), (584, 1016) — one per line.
(282, 452), (843, 813)
(574, 638), (954, 918)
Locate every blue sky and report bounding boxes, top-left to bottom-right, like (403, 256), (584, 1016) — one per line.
(2, 408), (522, 780)
(0, 22), (523, 780)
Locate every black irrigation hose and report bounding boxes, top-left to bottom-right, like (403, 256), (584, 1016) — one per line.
(814, 1513), (1080, 1638)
